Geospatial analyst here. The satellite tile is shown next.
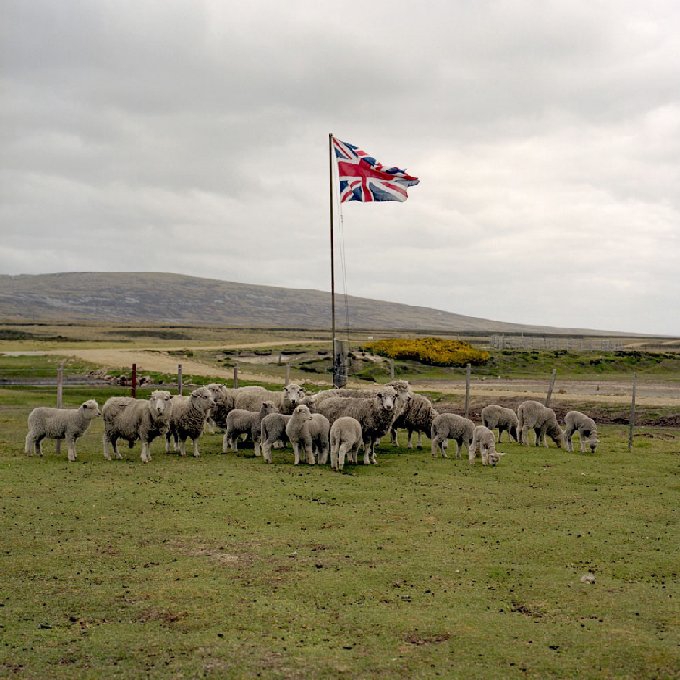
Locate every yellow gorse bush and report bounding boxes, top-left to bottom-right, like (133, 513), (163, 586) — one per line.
(365, 337), (489, 367)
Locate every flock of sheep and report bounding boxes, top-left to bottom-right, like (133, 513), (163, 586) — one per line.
(23, 380), (599, 469)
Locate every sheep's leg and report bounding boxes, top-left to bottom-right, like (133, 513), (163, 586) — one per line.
(407, 430), (414, 449)
(468, 439), (477, 464)
(481, 445), (489, 466)
(141, 441), (151, 463)
(390, 428), (399, 446)
(36, 436), (44, 456)
(330, 443), (338, 470)
(262, 441), (272, 464)
(102, 433), (112, 460)
(66, 438), (77, 462)
(305, 443), (315, 465)
(231, 432), (239, 452)
(431, 437), (439, 457)
(338, 443), (352, 471)
(221, 433), (230, 454)
(363, 439), (372, 465)
(318, 445), (329, 465)
(253, 437), (261, 457)
(192, 438), (200, 458)
(417, 431), (423, 449)
(293, 442), (301, 465)
(178, 438), (187, 457)
(24, 434), (34, 455)
(565, 431), (573, 452)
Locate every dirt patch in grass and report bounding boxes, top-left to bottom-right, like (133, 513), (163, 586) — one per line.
(168, 539), (249, 566)
(404, 632), (451, 646)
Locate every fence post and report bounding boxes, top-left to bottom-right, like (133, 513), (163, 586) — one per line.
(55, 361), (64, 455)
(389, 359), (395, 380)
(285, 363), (291, 386)
(628, 373), (637, 451)
(545, 368), (557, 407)
(464, 363), (471, 419)
(177, 364), (183, 396)
(131, 363), (137, 398)
(233, 365), (239, 389)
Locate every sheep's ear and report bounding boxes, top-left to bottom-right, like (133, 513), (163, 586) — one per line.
(497, 451), (506, 457)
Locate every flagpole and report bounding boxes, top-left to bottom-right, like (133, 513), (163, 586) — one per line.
(328, 132), (337, 387)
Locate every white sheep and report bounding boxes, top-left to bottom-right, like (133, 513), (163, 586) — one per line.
(517, 400), (564, 448)
(224, 401), (277, 455)
(481, 404), (519, 442)
(564, 411), (599, 453)
(25, 399), (101, 462)
(469, 425), (504, 465)
(430, 413), (475, 459)
(313, 387), (399, 464)
(309, 413), (331, 464)
(390, 393), (438, 448)
(165, 387), (215, 457)
(232, 383), (306, 414)
(329, 417), (363, 471)
(260, 413), (292, 464)
(102, 390), (173, 463)
(285, 405), (317, 465)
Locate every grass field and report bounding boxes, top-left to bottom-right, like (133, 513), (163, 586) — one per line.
(1, 380), (678, 679)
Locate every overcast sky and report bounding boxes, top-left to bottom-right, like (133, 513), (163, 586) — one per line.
(2, 1), (679, 335)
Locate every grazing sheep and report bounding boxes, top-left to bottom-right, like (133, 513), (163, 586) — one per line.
(517, 400), (564, 448)
(165, 387), (215, 457)
(430, 413), (475, 459)
(329, 417), (363, 471)
(390, 393), (438, 448)
(260, 413), (292, 463)
(481, 404), (519, 442)
(469, 425), (504, 466)
(102, 390), (173, 463)
(313, 387), (399, 464)
(224, 401), (277, 455)
(564, 411), (599, 453)
(25, 399), (101, 462)
(285, 405), (317, 465)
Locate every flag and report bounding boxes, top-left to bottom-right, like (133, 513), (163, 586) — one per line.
(332, 137), (419, 203)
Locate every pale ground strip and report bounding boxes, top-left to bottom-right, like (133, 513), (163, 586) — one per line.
(27, 347), (680, 407)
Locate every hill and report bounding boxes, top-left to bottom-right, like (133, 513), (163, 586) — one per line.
(0, 272), (619, 335)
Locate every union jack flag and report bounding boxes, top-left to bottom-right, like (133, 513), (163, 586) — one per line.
(333, 137), (419, 203)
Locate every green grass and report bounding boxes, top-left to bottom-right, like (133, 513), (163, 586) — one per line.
(1, 387), (678, 678)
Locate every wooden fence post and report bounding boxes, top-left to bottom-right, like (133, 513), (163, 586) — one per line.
(464, 364), (471, 419)
(389, 359), (395, 380)
(177, 364), (183, 396)
(628, 373), (637, 452)
(131, 363), (137, 398)
(55, 361), (64, 456)
(233, 365), (239, 389)
(545, 368), (557, 407)
(285, 363), (290, 386)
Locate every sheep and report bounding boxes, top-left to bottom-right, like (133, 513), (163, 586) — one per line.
(430, 413), (475, 459)
(232, 383), (306, 415)
(313, 379), (412, 405)
(224, 401), (277, 455)
(564, 411), (599, 453)
(390, 393), (438, 448)
(309, 413), (331, 464)
(205, 383), (230, 432)
(469, 425), (504, 466)
(517, 400), (564, 448)
(102, 390), (173, 463)
(313, 387), (399, 464)
(286, 405), (320, 465)
(25, 399), (101, 462)
(329, 417), (363, 471)
(481, 404), (519, 442)
(260, 413), (292, 464)
(165, 387), (215, 457)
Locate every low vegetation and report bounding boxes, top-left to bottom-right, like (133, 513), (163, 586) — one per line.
(365, 337), (490, 367)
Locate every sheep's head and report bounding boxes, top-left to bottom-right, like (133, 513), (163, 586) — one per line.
(150, 390), (172, 417)
(488, 450), (505, 466)
(283, 383), (305, 406)
(81, 399), (101, 418)
(582, 428), (599, 453)
(190, 387), (215, 413)
(547, 422), (565, 448)
(260, 400), (277, 417)
(293, 404), (313, 422)
(206, 383), (228, 403)
(375, 386), (397, 412)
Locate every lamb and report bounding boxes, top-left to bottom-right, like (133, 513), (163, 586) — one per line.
(313, 387), (399, 464)
(481, 404), (519, 442)
(25, 399), (101, 462)
(224, 401), (277, 455)
(517, 400), (564, 448)
(309, 413), (331, 464)
(329, 417), (363, 471)
(469, 425), (504, 466)
(390, 393), (438, 448)
(564, 411), (599, 453)
(285, 405), (319, 465)
(165, 387), (215, 457)
(102, 390), (173, 463)
(430, 413), (475, 459)
(260, 413), (292, 464)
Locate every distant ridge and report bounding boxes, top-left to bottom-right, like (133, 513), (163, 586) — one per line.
(0, 272), (619, 335)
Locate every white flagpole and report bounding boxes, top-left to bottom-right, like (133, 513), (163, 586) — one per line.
(329, 133), (337, 386)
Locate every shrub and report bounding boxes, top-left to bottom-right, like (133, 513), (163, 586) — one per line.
(364, 337), (489, 368)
